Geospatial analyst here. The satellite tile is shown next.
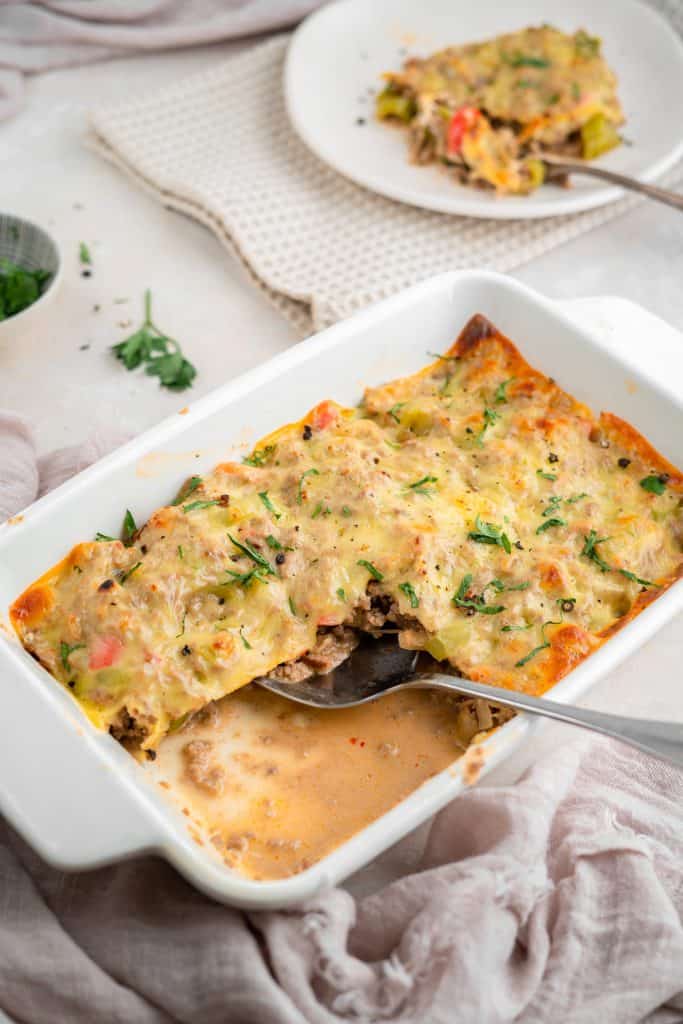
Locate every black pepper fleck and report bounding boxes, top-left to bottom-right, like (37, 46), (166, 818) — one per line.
(98, 579), (115, 592)
(560, 599), (575, 613)
(548, 453), (559, 463)
(515, 541), (524, 550)
(617, 457), (631, 469)
(302, 424), (313, 440)
(81, 269), (92, 278)
(79, 343), (90, 351)
(68, 680), (76, 688)
(356, 117), (366, 126)
(218, 597), (225, 605)
(180, 645), (192, 656)
(147, 749), (157, 761)
(140, 545), (148, 554)
(275, 552), (286, 565)
(658, 473), (670, 484)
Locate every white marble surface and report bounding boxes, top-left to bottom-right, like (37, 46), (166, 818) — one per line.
(1, 42), (682, 809)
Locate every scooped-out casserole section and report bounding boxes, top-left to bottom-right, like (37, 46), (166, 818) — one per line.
(11, 314), (683, 875)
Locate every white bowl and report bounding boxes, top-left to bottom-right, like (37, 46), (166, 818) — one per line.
(0, 214), (61, 344)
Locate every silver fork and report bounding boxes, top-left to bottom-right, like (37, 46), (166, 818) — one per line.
(541, 153), (683, 212)
(258, 637), (683, 768)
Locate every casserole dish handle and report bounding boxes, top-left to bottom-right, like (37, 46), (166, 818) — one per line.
(0, 642), (162, 871)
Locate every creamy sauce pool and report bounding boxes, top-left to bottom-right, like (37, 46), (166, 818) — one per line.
(152, 685), (469, 880)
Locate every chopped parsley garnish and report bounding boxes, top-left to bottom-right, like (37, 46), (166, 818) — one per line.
(111, 289), (196, 391)
(388, 402), (406, 424)
(341, 505), (352, 517)
(398, 581), (419, 608)
(565, 492), (588, 504)
(122, 509), (137, 545)
(225, 568), (269, 588)
(404, 475), (438, 497)
(468, 516), (512, 554)
(95, 532), (115, 542)
(266, 534), (283, 550)
(575, 31), (600, 59)
(541, 496), (563, 516)
(581, 530), (611, 572)
(494, 378), (514, 404)
(580, 532), (658, 587)
(239, 627), (252, 650)
(515, 618), (561, 668)
(337, 587), (347, 601)
(120, 561), (142, 584)
(453, 574), (504, 616)
(297, 467), (320, 504)
(536, 469), (557, 481)
(59, 641), (85, 672)
(572, 82), (581, 100)
(288, 596), (297, 616)
(175, 612), (186, 638)
(357, 559), (384, 581)
(509, 53), (551, 68)
(182, 499), (220, 512)
(475, 407), (500, 447)
(640, 474), (668, 495)
(558, 597), (576, 612)
(618, 569), (659, 588)
(177, 544), (184, 559)
(501, 623), (533, 633)
(311, 502), (323, 519)
(484, 579), (529, 596)
(536, 516), (567, 535)
(228, 533), (275, 575)
(258, 491), (281, 520)
(0, 258), (52, 321)
(172, 475), (202, 505)
(243, 444), (276, 468)
(79, 242), (91, 266)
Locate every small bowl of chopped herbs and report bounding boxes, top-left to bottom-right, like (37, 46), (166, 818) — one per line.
(0, 214), (60, 334)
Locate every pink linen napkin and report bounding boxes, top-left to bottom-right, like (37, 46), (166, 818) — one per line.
(0, 0), (323, 119)
(1, 412), (683, 1024)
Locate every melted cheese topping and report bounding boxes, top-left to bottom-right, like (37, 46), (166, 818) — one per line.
(382, 25), (624, 193)
(11, 315), (683, 750)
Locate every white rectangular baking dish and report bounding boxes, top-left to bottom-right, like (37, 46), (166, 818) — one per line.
(1, 270), (681, 910)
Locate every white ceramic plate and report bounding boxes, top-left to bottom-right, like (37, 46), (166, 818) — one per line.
(285, 0), (683, 219)
(0, 271), (682, 909)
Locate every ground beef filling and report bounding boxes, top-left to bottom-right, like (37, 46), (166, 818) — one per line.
(270, 584), (427, 684)
(182, 739), (225, 795)
(109, 709), (149, 748)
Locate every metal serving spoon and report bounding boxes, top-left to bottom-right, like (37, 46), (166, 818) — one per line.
(258, 636), (683, 768)
(541, 153), (683, 212)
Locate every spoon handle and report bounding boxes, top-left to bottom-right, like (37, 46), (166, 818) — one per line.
(411, 675), (683, 767)
(544, 158), (683, 212)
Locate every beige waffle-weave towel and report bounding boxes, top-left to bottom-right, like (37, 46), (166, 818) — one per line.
(88, 29), (682, 336)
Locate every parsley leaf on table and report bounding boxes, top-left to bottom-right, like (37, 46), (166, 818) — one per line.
(111, 290), (196, 391)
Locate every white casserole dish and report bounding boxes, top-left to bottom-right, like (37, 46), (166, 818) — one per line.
(1, 270), (681, 910)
